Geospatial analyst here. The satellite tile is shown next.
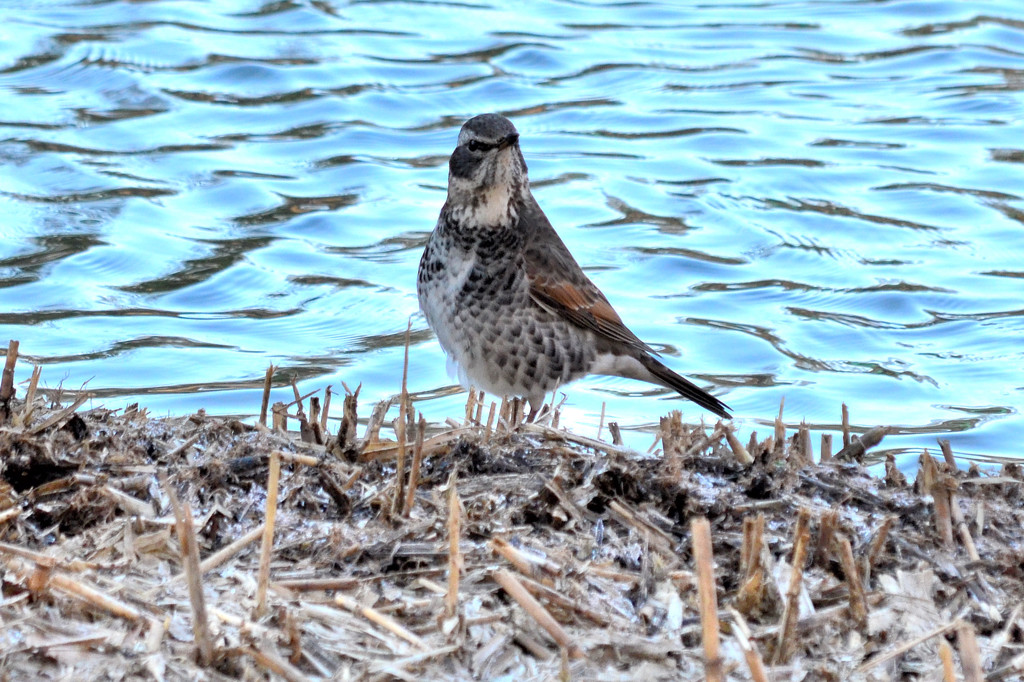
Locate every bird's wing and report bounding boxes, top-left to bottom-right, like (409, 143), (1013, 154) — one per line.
(520, 197), (657, 355)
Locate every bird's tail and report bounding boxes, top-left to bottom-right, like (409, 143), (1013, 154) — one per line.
(638, 354), (731, 419)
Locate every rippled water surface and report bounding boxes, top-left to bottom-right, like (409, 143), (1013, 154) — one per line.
(2, 0), (1023, 465)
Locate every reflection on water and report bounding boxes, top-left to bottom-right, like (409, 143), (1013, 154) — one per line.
(1, 0), (1022, 466)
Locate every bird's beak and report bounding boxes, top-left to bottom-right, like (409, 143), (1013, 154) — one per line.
(498, 133), (520, 150)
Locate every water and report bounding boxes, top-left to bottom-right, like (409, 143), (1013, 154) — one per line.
(1, 0), (1022, 467)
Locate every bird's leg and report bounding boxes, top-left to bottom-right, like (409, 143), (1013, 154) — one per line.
(525, 397), (547, 424)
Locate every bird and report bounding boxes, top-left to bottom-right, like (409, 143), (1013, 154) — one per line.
(417, 113), (731, 420)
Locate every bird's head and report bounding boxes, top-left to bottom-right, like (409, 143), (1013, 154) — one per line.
(446, 114), (529, 226)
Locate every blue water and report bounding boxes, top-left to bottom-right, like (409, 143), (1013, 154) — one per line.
(1, 0), (1022, 466)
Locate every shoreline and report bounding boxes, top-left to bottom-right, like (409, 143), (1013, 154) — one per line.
(1, 341), (1022, 679)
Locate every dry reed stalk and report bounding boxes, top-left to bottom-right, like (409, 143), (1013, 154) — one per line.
(178, 502), (215, 665)
(446, 475), (462, 619)
(391, 320), (413, 516)
(255, 451), (282, 618)
(773, 397), (786, 459)
(163, 476), (213, 664)
(957, 620), (984, 682)
(0, 507), (20, 527)
(18, 364), (41, 426)
(608, 421), (622, 445)
(465, 387), (478, 424)
(944, 478), (980, 561)
(740, 514), (763, 577)
(259, 364), (274, 427)
(402, 415), (426, 517)
(853, 620), (958, 673)
(320, 385), (332, 434)
(474, 392), (485, 424)
(335, 593), (429, 650)
(170, 524), (266, 585)
(338, 383), (360, 448)
(735, 515), (767, 617)
(27, 392), (90, 435)
(725, 424), (753, 465)
(6, 556), (142, 622)
(309, 394), (320, 427)
(815, 508), (838, 568)
(820, 432), (833, 462)
(774, 508), (811, 664)
(691, 517), (722, 682)
(863, 516), (895, 580)
(836, 534), (867, 631)
(841, 402), (850, 448)
(729, 608), (769, 682)
(661, 411), (683, 479)
(597, 401), (606, 440)
(271, 402), (287, 431)
(100, 485), (156, 518)
(272, 577), (359, 592)
(492, 569), (583, 659)
(512, 397), (525, 427)
(938, 438), (957, 469)
(275, 450), (319, 467)
(1, 340), (18, 421)
(241, 644), (307, 682)
(797, 421), (812, 466)
(489, 537), (559, 584)
(362, 397), (392, 446)
(920, 452), (954, 548)
(607, 500), (678, 564)
(939, 640), (956, 682)
(836, 425), (890, 461)
(516, 573), (610, 626)
(484, 400), (497, 439)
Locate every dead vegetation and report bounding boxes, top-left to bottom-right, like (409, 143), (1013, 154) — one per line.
(1, 340), (1023, 681)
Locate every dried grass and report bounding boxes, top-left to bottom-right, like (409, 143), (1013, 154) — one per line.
(2, 341), (1024, 680)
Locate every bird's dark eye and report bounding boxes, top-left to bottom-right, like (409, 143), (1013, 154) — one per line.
(467, 140), (489, 152)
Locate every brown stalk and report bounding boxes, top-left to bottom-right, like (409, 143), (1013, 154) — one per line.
(6, 556), (142, 622)
(163, 477), (214, 666)
(736, 514), (766, 615)
(841, 402), (850, 449)
(854, 620), (958, 673)
(957, 620), (984, 682)
(170, 524), (266, 585)
(492, 569), (583, 659)
(836, 425), (890, 461)
(725, 424), (753, 465)
(797, 421), (812, 466)
(241, 645), (307, 682)
(18, 364), (42, 426)
(1, 340), (18, 422)
(691, 517), (722, 682)
(863, 516), (895, 580)
(402, 414), (426, 517)
(938, 438), (957, 469)
(729, 608), (769, 682)
(335, 593), (430, 650)
(259, 364), (274, 427)
(773, 397), (786, 459)
(320, 385), (332, 434)
(489, 537), (558, 585)
(939, 640), (956, 682)
(774, 508), (811, 664)
(819, 432), (833, 462)
(255, 451), (282, 618)
(837, 534), (867, 631)
(446, 474), (462, 619)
